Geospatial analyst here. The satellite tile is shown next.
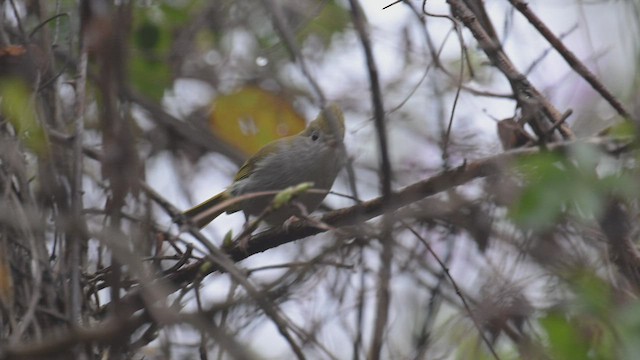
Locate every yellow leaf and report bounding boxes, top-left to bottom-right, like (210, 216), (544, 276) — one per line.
(209, 87), (305, 156)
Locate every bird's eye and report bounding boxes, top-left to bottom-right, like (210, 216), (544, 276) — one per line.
(311, 131), (319, 141)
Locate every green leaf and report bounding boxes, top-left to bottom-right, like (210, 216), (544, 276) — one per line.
(600, 174), (638, 199)
(298, 1), (350, 47)
(540, 313), (591, 360)
(272, 182), (314, 209)
(510, 153), (569, 229)
(0, 78), (47, 154)
(222, 230), (234, 249)
(129, 3), (191, 100)
(607, 120), (636, 139)
(129, 56), (172, 101)
(159, 1), (198, 24)
(198, 261), (213, 275)
(573, 274), (612, 315)
(617, 302), (640, 359)
(509, 146), (621, 230)
(134, 21), (161, 51)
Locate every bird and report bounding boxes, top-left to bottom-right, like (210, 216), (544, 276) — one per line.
(183, 104), (346, 228)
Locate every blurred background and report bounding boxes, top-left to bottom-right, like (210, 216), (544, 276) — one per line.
(1, 0), (639, 359)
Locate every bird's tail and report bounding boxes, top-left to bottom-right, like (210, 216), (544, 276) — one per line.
(183, 192), (228, 228)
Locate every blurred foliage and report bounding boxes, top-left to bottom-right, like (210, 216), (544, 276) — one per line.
(608, 119), (637, 138)
(0, 78), (47, 154)
(130, 3), (187, 100)
(539, 274), (617, 360)
(297, 0), (350, 47)
(127, 0), (348, 102)
(209, 86), (305, 155)
(540, 312), (594, 360)
(617, 300), (640, 358)
(1, 0), (639, 359)
(510, 144), (637, 230)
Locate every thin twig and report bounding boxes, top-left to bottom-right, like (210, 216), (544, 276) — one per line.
(222, 136), (631, 264)
(259, 0), (325, 104)
(28, 12), (69, 39)
(442, 21), (465, 165)
(508, 0), (631, 119)
(447, 0), (574, 140)
(10, 193), (43, 340)
(348, 0), (392, 199)
(141, 182), (306, 360)
(413, 231), (454, 359)
(8, 0), (26, 42)
(402, 222), (501, 360)
(348, 1), (393, 358)
(86, 136), (634, 327)
(69, 10), (89, 326)
(187, 229), (306, 359)
(353, 246), (366, 360)
(259, 0), (361, 205)
(524, 24), (579, 76)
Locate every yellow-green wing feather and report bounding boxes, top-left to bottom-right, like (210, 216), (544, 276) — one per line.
(233, 138), (288, 182)
(183, 191), (231, 228)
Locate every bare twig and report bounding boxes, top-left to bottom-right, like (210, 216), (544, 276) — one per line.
(0, 303), (255, 360)
(223, 136), (631, 263)
(353, 246), (367, 360)
(260, 0), (325, 104)
(403, 222), (501, 360)
(447, 0), (574, 140)
(187, 229), (306, 359)
(348, 0), (392, 199)
(524, 24), (579, 76)
(8, 0), (26, 42)
(508, 0), (631, 119)
(69, 4), (89, 327)
(141, 183), (306, 359)
(348, 1), (393, 358)
(259, 0), (361, 205)
(80, 136), (634, 343)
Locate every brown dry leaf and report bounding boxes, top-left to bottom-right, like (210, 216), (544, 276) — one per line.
(0, 244), (14, 309)
(497, 118), (530, 150)
(0, 45), (26, 57)
(209, 87), (305, 156)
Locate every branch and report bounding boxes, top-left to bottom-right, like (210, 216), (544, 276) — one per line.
(348, 1), (393, 358)
(446, 0), (573, 140)
(0, 303), (253, 360)
(599, 199), (640, 290)
(0, 313), (150, 359)
(508, 0), (631, 119)
(82, 136), (633, 339)
(225, 137), (628, 262)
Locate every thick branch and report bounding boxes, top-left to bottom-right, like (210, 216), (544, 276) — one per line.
(226, 137), (626, 262)
(69, 137), (633, 344)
